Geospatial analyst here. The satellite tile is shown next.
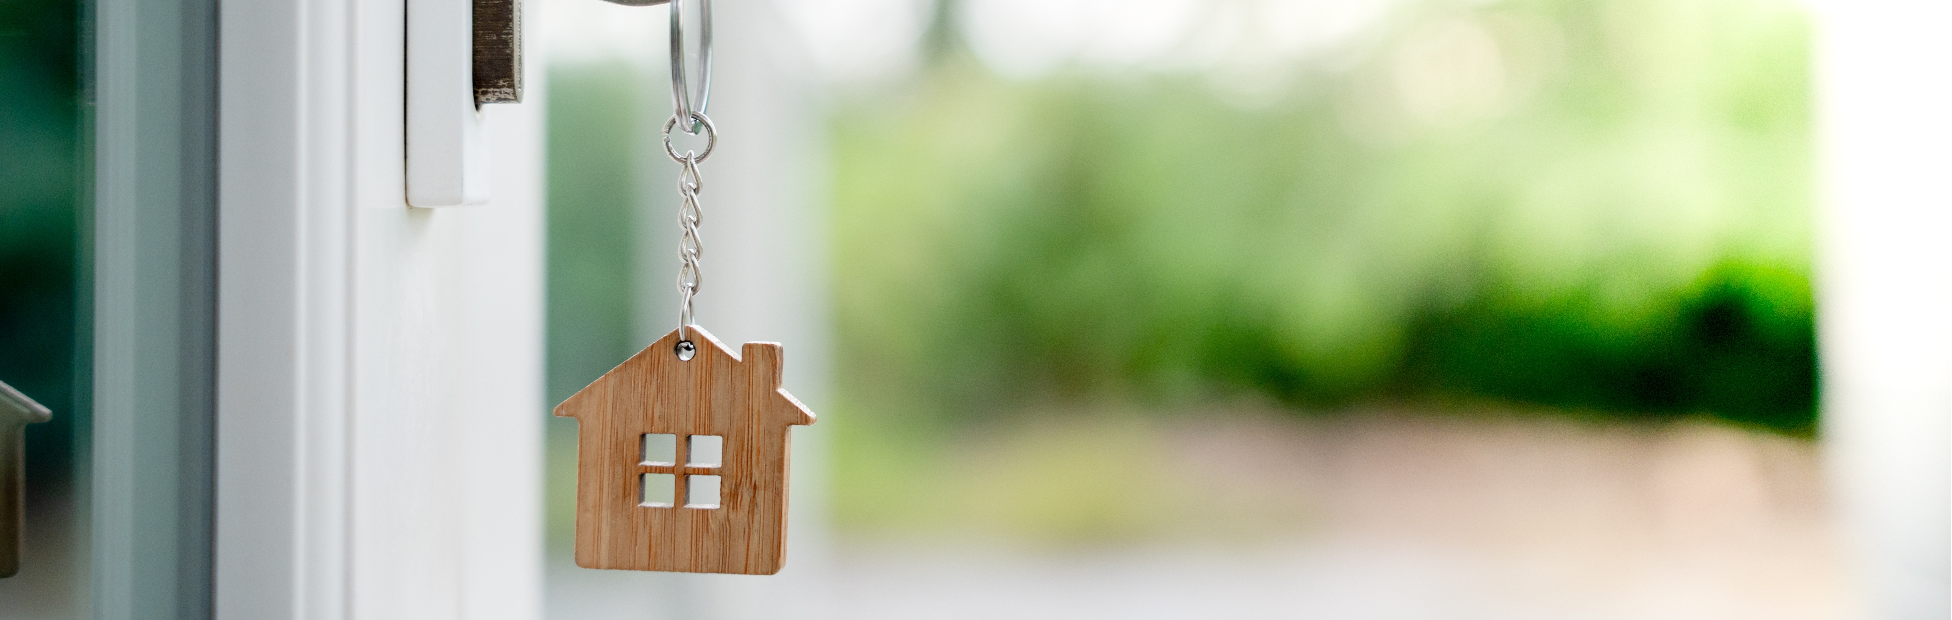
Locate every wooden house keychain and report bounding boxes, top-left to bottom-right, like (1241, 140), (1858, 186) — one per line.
(555, 0), (816, 575)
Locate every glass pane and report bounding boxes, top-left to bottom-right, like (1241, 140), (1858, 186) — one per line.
(0, 0), (86, 613)
(2, 0), (216, 614)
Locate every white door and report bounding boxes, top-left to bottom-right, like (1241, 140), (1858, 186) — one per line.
(215, 0), (546, 616)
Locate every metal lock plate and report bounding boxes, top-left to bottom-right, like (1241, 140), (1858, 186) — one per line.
(473, 0), (521, 104)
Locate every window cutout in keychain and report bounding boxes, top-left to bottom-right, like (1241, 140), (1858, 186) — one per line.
(641, 433), (677, 465)
(640, 473), (675, 507)
(688, 435), (721, 467)
(686, 475), (720, 509)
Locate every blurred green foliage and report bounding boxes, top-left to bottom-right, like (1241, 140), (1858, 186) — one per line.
(544, 62), (663, 539)
(546, 62), (647, 407)
(0, 0), (82, 474)
(831, 0), (1816, 434)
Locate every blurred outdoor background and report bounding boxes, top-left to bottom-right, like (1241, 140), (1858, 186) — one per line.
(543, 0), (1845, 617)
(0, 0), (1882, 617)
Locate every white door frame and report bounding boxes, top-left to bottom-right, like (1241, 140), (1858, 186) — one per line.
(216, 0), (546, 615)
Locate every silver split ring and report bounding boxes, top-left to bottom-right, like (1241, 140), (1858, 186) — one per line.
(669, 0), (712, 130)
(662, 111), (717, 162)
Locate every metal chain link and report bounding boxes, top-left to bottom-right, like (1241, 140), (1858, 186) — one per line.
(664, 0), (712, 356)
(675, 151), (704, 339)
(665, 112), (715, 348)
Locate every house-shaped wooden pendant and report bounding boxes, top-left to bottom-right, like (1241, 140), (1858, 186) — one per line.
(554, 326), (815, 575)
(1, 379), (52, 578)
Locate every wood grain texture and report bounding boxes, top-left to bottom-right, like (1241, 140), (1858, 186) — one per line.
(554, 325), (814, 574)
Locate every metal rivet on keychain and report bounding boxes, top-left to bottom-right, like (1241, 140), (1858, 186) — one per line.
(553, 0), (815, 576)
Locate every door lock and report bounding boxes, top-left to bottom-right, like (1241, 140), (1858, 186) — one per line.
(406, 0), (525, 207)
(474, 0), (521, 105)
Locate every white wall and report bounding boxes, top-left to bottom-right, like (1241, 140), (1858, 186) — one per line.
(1815, 3), (1952, 618)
